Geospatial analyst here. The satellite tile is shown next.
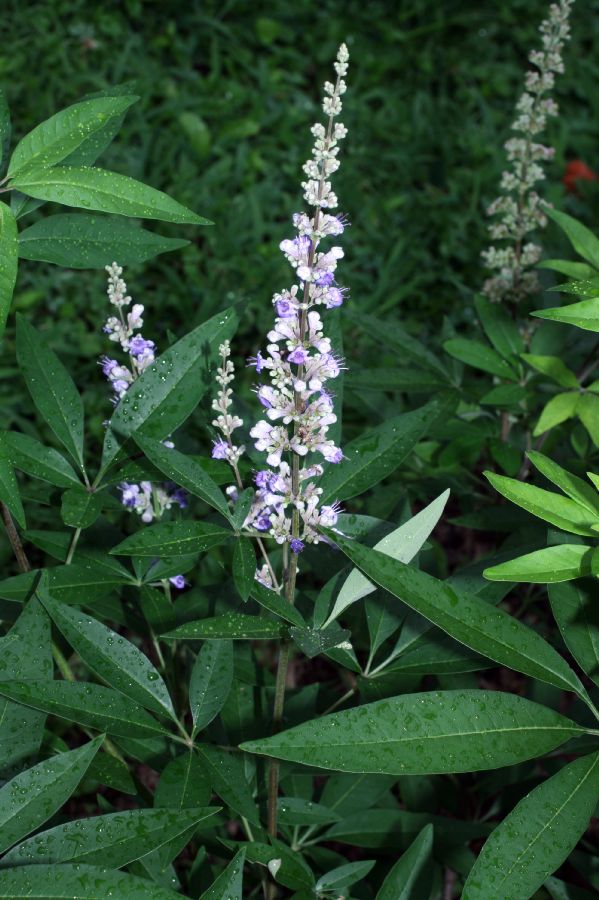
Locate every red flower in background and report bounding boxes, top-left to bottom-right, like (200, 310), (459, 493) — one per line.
(563, 159), (598, 194)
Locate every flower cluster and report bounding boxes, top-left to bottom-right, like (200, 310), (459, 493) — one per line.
(211, 341), (245, 469)
(482, 0), (574, 304)
(240, 44), (350, 555)
(101, 264), (187, 588)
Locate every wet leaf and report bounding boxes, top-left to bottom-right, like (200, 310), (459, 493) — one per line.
(376, 824), (433, 899)
(3, 431), (80, 487)
(240, 690), (582, 775)
(111, 521), (231, 558)
(163, 613), (286, 641)
(232, 538), (256, 601)
(199, 847), (245, 899)
(189, 640), (234, 736)
(0, 201), (17, 339)
(0, 863), (180, 898)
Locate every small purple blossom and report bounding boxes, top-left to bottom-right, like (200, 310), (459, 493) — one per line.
(275, 298), (296, 317)
(290, 539), (305, 554)
(212, 438), (229, 460)
(287, 347), (309, 365)
(169, 575), (186, 590)
(128, 335), (156, 357)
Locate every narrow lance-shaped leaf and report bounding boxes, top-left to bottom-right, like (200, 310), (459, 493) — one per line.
(111, 521), (231, 558)
(15, 315), (85, 472)
(164, 613), (286, 641)
(0, 454), (25, 530)
(545, 206), (599, 270)
(195, 744), (259, 824)
(7, 96), (138, 178)
(240, 690), (582, 775)
(200, 848), (246, 900)
(100, 306), (238, 473)
(485, 470), (597, 536)
(19, 214), (190, 269)
(376, 824), (433, 900)
(0, 90), (11, 171)
(190, 640), (234, 736)
(334, 535), (586, 697)
(462, 752), (599, 900)
(0, 736), (102, 854)
(325, 489), (449, 626)
(0, 865), (181, 899)
(40, 591), (175, 720)
(0, 201), (18, 339)
(233, 538), (256, 601)
(484, 544), (593, 583)
(2, 431), (81, 487)
(10, 165), (210, 225)
(0, 681), (168, 738)
(1, 807), (218, 869)
(134, 434), (231, 520)
(549, 579), (599, 688)
(319, 396), (453, 504)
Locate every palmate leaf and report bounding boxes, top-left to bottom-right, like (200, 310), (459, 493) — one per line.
(1, 806), (218, 869)
(241, 690), (582, 775)
(463, 752), (599, 900)
(0, 865), (180, 899)
(19, 214), (190, 268)
(7, 96), (138, 178)
(0, 201), (18, 340)
(333, 535), (586, 697)
(0, 736), (102, 854)
(10, 165), (209, 225)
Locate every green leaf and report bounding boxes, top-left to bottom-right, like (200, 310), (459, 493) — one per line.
(163, 613), (286, 641)
(233, 538), (256, 601)
(278, 796), (340, 826)
(316, 860), (375, 894)
(549, 580), (599, 687)
(443, 337), (517, 379)
(385, 633), (490, 675)
(7, 96), (138, 178)
(0, 736), (102, 853)
(376, 824), (433, 899)
(190, 640), (234, 736)
(345, 308), (448, 377)
(0, 454), (25, 530)
(0, 202), (18, 340)
(0, 680), (167, 737)
(534, 392), (580, 436)
(40, 592), (174, 720)
(485, 470), (597, 536)
(522, 353), (579, 388)
(0, 561), (133, 605)
(134, 436), (230, 520)
(16, 315), (85, 471)
(194, 744), (258, 824)
(325, 489), (449, 625)
(19, 214), (189, 268)
(240, 690), (581, 775)
(2, 806), (217, 868)
(527, 451), (599, 514)
(230, 488), (254, 531)
(577, 393), (599, 446)
(532, 298), (599, 333)
(538, 259), (596, 279)
(334, 535), (585, 696)
(11, 166), (210, 225)
(462, 752), (599, 900)
(60, 487), (103, 529)
(242, 838), (314, 891)
(0, 91), (11, 172)
(0, 597), (52, 773)
(545, 207), (599, 270)
(484, 544), (593, 583)
(101, 306), (238, 472)
(290, 622), (351, 658)
(2, 432), (80, 487)
(475, 295), (524, 358)
(319, 397), (449, 504)
(111, 521), (231, 558)
(0, 864), (180, 898)
(249, 581), (306, 627)
(199, 848), (246, 900)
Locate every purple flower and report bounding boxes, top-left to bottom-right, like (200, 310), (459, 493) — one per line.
(100, 356), (119, 376)
(171, 488), (188, 508)
(255, 470), (271, 488)
(256, 515), (272, 531)
(169, 575), (187, 589)
(315, 272), (334, 287)
(275, 298), (296, 317)
(212, 438), (229, 460)
(288, 347), (309, 365)
(119, 482), (139, 508)
(257, 386), (273, 409)
(248, 352), (265, 373)
(128, 335), (156, 357)
(290, 538), (305, 554)
(325, 287), (344, 308)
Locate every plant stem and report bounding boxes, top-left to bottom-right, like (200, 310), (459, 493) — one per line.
(1, 502), (30, 572)
(65, 527), (82, 565)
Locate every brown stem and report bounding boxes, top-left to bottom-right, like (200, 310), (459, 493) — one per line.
(1, 502), (30, 572)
